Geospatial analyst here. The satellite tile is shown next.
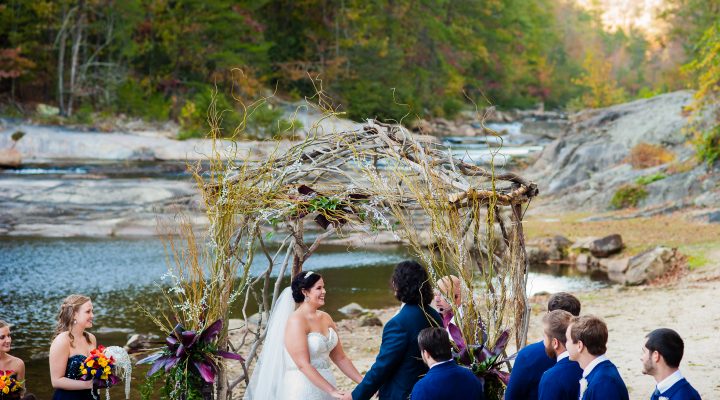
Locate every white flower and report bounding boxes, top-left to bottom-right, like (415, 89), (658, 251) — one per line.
(659, 397), (669, 400)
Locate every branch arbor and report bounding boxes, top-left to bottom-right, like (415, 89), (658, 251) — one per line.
(159, 115), (538, 399)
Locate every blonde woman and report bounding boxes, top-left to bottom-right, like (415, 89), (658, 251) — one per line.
(0, 320), (25, 385)
(49, 294), (97, 400)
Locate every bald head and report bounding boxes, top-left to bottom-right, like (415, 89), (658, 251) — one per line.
(436, 275), (462, 306)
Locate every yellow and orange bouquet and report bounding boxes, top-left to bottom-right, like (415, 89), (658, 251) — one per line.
(79, 345), (120, 387)
(0, 370), (23, 399)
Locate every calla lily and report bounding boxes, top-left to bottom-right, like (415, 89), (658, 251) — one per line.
(138, 318), (244, 387)
(199, 319), (223, 344)
(193, 360), (215, 383)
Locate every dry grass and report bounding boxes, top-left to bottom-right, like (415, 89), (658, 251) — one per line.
(625, 142), (675, 169)
(523, 212), (720, 255)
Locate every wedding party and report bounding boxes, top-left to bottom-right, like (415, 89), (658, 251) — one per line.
(2, 0), (719, 399)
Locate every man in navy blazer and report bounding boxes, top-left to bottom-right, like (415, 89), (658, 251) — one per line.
(410, 327), (483, 400)
(538, 310), (583, 400)
(505, 292), (581, 400)
(566, 315), (629, 400)
(346, 261), (442, 400)
(641, 328), (702, 400)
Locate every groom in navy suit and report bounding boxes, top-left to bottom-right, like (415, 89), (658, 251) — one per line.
(566, 315), (629, 400)
(346, 260), (442, 400)
(641, 328), (701, 400)
(410, 327), (483, 399)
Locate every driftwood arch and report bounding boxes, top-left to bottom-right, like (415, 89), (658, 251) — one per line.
(198, 118), (538, 395)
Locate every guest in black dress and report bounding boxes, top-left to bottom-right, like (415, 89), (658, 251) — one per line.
(49, 294), (98, 400)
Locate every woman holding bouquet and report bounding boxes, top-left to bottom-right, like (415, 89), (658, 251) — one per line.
(0, 319), (26, 398)
(49, 294), (97, 400)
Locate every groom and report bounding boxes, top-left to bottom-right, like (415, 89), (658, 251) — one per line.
(344, 260), (442, 400)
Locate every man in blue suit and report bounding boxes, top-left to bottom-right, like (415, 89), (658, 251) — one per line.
(345, 260), (442, 400)
(538, 310), (583, 400)
(566, 315), (629, 400)
(505, 292), (581, 400)
(410, 327), (483, 400)
(641, 328), (702, 400)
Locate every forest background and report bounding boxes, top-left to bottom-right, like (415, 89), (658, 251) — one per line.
(0, 0), (718, 141)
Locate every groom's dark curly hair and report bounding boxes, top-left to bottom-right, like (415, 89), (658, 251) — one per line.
(391, 260), (433, 306)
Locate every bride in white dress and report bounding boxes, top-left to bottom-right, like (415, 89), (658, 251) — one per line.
(245, 271), (363, 399)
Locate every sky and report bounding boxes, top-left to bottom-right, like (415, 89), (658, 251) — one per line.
(574, 0), (668, 37)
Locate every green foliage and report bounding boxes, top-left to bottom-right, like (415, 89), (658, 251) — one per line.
(610, 184), (648, 209)
(115, 80), (171, 121)
(635, 172), (667, 185)
(683, 22), (720, 166)
(0, 0), (705, 124)
(571, 51), (627, 108)
(695, 125), (720, 166)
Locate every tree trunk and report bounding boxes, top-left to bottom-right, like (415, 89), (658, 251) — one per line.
(67, 0), (85, 117)
(57, 6), (68, 116)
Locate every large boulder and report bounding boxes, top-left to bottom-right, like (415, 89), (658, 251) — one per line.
(528, 235), (572, 263)
(589, 234), (624, 258)
(624, 246), (676, 285)
(338, 303), (367, 317)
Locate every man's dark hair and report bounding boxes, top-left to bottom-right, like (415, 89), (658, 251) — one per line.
(418, 327), (452, 362)
(569, 315), (608, 356)
(391, 260), (433, 306)
(645, 328), (684, 368)
(548, 292), (581, 316)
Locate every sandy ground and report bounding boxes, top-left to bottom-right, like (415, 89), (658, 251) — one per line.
(289, 260), (720, 400)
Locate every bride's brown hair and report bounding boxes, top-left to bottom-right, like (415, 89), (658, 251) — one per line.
(54, 294), (92, 347)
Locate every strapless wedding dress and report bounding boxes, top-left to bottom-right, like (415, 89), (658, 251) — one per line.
(281, 328), (339, 400)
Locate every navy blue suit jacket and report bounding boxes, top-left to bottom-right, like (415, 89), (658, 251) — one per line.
(410, 360), (484, 400)
(352, 304), (442, 400)
(538, 356), (583, 400)
(651, 378), (702, 400)
(505, 341), (556, 400)
(582, 359), (629, 400)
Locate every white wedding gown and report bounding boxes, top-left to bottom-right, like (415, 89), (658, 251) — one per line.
(245, 288), (340, 400)
(281, 328), (339, 400)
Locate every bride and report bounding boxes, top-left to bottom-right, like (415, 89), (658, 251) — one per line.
(246, 271), (363, 399)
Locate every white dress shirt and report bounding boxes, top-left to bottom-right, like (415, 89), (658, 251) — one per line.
(582, 354), (609, 378)
(656, 370), (684, 394)
(557, 351), (569, 362)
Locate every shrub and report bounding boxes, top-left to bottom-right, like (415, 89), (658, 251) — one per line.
(626, 142), (675, 169)
(115, 79), (171, 121)
(695, 125), (720, 166)
(635, 172), (666, 185)
(610, 184), (648, 209)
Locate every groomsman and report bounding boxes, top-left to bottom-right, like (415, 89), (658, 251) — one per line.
(641, 328), (702, 400)
(565, 315), (629, 400)
(505, 292), (581, 400)
(410, 327), (483, 400)
(538, 310), (583, 400)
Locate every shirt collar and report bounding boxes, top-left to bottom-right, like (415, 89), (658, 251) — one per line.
(657, 370), (683, 394)
(430, 359), (453, 369)
(557, 351), (569, 362)
(582, 355), (608, 378)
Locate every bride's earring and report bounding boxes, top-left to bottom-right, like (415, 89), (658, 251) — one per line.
(304, 295), (309, 303)
(72, 319), (77, 325)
